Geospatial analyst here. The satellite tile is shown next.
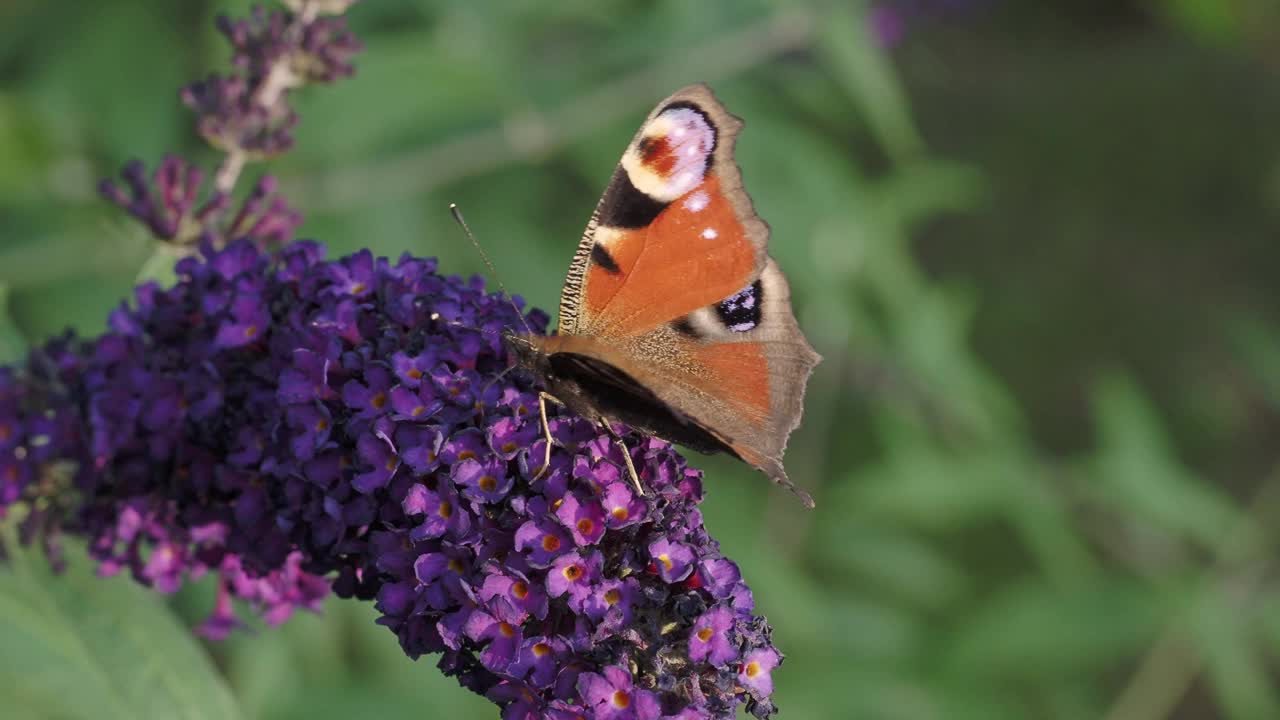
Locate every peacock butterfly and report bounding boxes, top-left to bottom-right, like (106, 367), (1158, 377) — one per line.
(504, 84), (821, 508)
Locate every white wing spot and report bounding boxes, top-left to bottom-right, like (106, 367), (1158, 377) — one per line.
(684, 191), (709, 212)
(672, 126), (687, 138)
(701, 228), (718, 240)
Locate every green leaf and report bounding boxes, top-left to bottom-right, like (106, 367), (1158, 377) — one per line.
(1088, 373), (1242, 552)
(1227, 314), (1280, 411)
(1158, 0), (1242, 45)
(815, 3), (923, 163)
(817, 525), (970, 611)
(0, 283), (27, 365)
(134, 245), (188, 288)
(1193, 588), (1280, 720)
(0, 528), (244, 720)
(943, 578), (1165, 679)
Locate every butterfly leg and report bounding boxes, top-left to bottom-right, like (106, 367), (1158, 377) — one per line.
(533, 391), (564, 481)
(601, 422), (645, 497)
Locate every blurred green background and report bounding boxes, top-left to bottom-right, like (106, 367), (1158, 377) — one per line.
(3, 0), (1280, 718)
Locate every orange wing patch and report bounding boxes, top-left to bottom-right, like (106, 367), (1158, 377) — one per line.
(690, 340), (771, 423)
(584, 174), (756, 336)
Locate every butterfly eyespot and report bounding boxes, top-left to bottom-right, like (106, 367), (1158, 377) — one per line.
(715, 279), (763, 333)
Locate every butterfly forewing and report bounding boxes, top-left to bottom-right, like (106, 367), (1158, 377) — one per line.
(559, 85), (768, 338)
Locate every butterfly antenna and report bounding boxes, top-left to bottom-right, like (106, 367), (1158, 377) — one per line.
(450, 203), (536, 336)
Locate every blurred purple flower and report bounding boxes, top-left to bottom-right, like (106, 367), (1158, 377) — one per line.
(219, 6), (362, 84)
(868, 0), (993, 48)
(99, 157), (300, 247)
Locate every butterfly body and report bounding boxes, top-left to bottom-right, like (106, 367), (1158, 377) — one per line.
(505, 333), (742, 458)
(508, 84), (820, 508)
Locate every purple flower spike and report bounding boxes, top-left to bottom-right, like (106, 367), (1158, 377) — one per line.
(219, 6), (363, 84)
(1, 240), (788, 718)
(182, 73), (297, 158)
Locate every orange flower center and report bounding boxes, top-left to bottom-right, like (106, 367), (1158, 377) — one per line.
(576, 518), (595, 536)
(478, 475), (498, 492)
(371, 392), (387, 409)
(411, 404), (425, 417)
(498, 622), (515, 638)
(407, 368), (423, 380)
(562, 564), (582, 581)
(437, 500), (452, 519)
(511, 581), (529, 600)
(447, 558), (464, 573)
(744, 661), (761, 678)
(351, 282), (366, 294)
(611, 690), (631, 709)
(315, 418), (329, 431)
(611, 507), (629, 521)
(243, 325), (258, 339)
(501, 442), (517, 453)
(532, 642), (551, 657)
(604, 589), (621, 606)
(696, 628), (715, 643)
(385, 457), (398, 471)
(658, 553), (673, 571)
(458, 450), (476, 461)
(542, 534), (561, 552)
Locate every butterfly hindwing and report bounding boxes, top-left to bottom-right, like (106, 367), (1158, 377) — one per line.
(542, 258), (819, 506)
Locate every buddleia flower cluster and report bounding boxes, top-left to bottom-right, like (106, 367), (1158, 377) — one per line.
(1, 239), (784, 718)
(1, 0), (789, 717)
